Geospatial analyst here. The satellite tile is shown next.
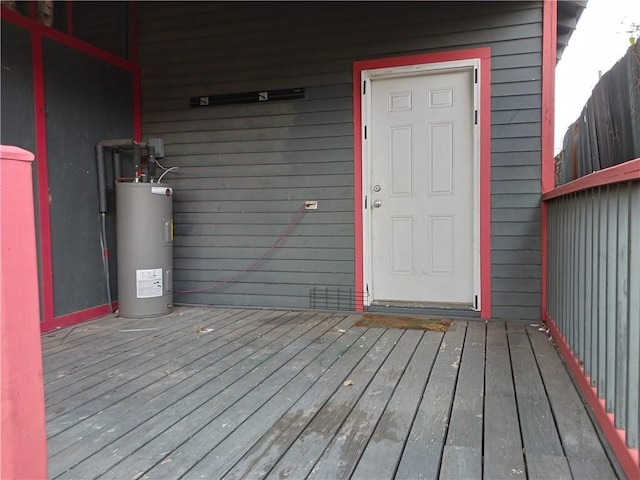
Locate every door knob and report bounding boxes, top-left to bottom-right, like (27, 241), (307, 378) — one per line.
(373, 200), (382, 208)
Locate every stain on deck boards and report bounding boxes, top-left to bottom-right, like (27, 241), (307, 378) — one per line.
(43, 307), (619, 479)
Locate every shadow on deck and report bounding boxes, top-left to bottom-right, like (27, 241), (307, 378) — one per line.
(42, 307), (619, 479)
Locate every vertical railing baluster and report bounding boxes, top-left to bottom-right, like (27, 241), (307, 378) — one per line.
(578, 190), (586, 362)
(584, 190), (593, 379)
(598, 186), (608, 396)
(589, 189), (599, 387)
(570, 193), (580, 353)
(615, 183), (629, 430)
(606, 184), (618, 412)
(627, 183), (640, 449)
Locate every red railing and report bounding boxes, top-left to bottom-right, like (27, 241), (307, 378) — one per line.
(543, 158), (640, 479)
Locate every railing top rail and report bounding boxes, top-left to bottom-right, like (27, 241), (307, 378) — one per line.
(543, 158), (640, 201)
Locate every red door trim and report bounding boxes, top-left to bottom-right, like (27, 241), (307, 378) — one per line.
(353, 48), (492, 318)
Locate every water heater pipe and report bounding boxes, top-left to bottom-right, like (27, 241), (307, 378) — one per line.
(113, 149), (122, 181)
(96, 138), (134, 214)
(95, 138), (135, 312)
(96, 144), (107, 214)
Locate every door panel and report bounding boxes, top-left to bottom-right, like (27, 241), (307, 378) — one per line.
(369, 68), (474, 304)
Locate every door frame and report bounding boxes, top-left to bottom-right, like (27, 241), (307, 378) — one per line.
(353, 48), (492, 319)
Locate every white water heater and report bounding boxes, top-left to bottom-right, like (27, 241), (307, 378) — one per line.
(116, 181), (173, 318)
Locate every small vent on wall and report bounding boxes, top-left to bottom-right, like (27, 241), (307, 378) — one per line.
(309, 287), (368, 311)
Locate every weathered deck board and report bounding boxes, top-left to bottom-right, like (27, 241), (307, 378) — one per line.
(188, 315), (367, 479)
(508, 323), (573, 479)
(264, 328), (405, 480)
(221, 321), (382, 480)
(350, 331), (443, 480)
(47, 309), (297, 442)
(303, 330), (421, 480)
(483, 322), (527, 479)
(45, 308), (246, 400)
(526, 325), (617, 479)
(51, 310), (336, 478)
(42, 308), (215, 372)
(45, 308), (249, 406)
(395, 322), (467, 480)
(137, 313), (355, 479)
(440, 321), (485, 479)
(43, 307), (619, 480)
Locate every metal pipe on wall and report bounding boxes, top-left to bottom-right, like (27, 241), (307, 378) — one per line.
(113, 149), (122, 181)
(96, 144), (108, 214)
(95, 138), (135, 313)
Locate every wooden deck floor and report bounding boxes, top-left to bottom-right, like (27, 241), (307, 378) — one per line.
(43, 307), (619, 480)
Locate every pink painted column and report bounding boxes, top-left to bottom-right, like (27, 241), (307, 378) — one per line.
(0, 145), (48, 479)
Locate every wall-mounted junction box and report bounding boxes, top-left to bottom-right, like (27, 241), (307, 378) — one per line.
(147, 138), (165, 158)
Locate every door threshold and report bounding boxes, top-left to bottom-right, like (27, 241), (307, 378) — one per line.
(371, 300), (474, 310)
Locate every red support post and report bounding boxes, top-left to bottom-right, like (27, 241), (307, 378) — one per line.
(0, 145), (48, 480)
(541, 0), (557, 322)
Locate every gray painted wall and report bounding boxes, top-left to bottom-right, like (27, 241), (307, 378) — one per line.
(1, 17), (135, 320)
(43, 39), (134, 317)
(1, 21), (35, 152)
(138, 1), (544, 319)
(72, 1), (130, 59)
(1, 20), (43, 316)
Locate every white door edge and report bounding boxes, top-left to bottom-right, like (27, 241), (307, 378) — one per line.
(361, 58), (482, 311)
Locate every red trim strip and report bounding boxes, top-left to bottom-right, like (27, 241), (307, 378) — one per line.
(40, 303), (118, 333)
(543, 158), (640, 201)
(541, 0), (557, 194)
(1, 6), (136, 72)
(544, 312), (640, 479)
(353, 48), (492, 318)
(32, 31), (55, 324)
(541, 0), (557, 318)
(479, 55), (492, 319)
(354, 48), (491, 72)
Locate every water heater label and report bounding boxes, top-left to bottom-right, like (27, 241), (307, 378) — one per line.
(136, 268), (163, 298)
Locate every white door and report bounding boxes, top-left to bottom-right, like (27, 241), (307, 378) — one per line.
(368, 67), (475, 306)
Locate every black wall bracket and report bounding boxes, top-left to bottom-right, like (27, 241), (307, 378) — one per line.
(190, 88), (305, 107)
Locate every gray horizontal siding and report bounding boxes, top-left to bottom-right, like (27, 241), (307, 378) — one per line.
(491, 151), (543, 166)
(43, 39), (134, 317)
(138, 1), (544, 316)
(174, 224), (354, 238)
(175, 235), (354, 249)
